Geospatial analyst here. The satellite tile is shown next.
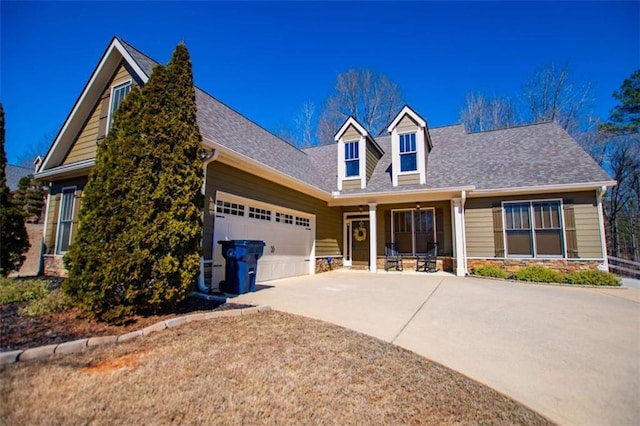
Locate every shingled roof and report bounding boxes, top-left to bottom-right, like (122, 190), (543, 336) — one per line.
(120, 38), (611, 197)
(304, 122), (612, 194)
(119, 39), (326, 190)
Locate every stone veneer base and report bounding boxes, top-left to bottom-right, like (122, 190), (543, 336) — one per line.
(467, 258), (603, 274)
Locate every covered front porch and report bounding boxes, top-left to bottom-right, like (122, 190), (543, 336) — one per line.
(332, 189), (469, 276)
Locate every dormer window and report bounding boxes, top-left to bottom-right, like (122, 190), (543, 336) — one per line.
(107, 80), (132, 132)
(399, 133), (417, 172)
(387, 105), (432, 187)
(345, 140), (360, 177)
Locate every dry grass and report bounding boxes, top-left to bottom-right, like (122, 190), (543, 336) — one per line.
(1, 311), (552, 425)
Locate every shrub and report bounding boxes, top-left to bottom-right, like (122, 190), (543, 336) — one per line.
(514, 265), (565, 283)
(0, 278), (48, 304)
(565, 270), (621, 286)
(20, 289), (74, 316)
(472, 264), (510, 279)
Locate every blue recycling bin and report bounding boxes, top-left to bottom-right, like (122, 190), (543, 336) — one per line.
(218, 240), (266, 294)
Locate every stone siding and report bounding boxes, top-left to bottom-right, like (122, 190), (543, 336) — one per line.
(315, 256), (344, 273)
(376, 256), (454, 273)
(467, 258), (603, 275)
(43, 256), (67, 277)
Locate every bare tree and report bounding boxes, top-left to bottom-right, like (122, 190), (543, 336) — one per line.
(460, 93), (519, 132)
(294, 100), (316, 148)
(522, 63), (593, 136)
(316, 69), (404, 144)
(17, 130), (57, 169)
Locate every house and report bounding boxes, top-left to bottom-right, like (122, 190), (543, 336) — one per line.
(35, 37), (615, 289)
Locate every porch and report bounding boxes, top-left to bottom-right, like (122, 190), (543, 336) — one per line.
(340, 197), (467, 276)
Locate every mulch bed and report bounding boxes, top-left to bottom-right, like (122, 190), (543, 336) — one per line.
(0, 296), (251, 352)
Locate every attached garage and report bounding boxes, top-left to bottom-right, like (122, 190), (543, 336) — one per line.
(211, 192), (315, 288)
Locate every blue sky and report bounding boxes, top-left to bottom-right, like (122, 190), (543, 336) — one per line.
(1, 1), (638, 165)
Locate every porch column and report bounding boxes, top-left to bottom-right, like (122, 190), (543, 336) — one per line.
(369, 203), (378, 272)
(596, 186), (609, 270)
(452, 197), (467, 276)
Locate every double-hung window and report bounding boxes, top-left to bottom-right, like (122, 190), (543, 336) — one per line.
(56, 188), (76, 254)
(392, 209), (435, 255)
(344, 140), (359, 177)
(504, 200), (563, 257)
(399, 133), (417, 172)
(108, 81), (132, 132)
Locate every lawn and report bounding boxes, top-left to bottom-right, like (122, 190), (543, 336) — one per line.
(1, 311), (552, 425)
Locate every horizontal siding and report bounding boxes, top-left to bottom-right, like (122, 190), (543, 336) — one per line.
(366, 140), (381, 183)
(574, 201), (603, 258)
(44, 194), (60, 255)
(398, 173), (420, 185)
(396, 115), (418, 133)
(343, 125), (361, 141)
(63, 62), (135, 165)
(342, 178), (361, 190)
(465, 204), (495, 257)
(204, 161), (342, 259)
(465, 191), (602, 259)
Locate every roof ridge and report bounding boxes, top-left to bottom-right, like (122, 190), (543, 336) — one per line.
(466, 121), (557, 134)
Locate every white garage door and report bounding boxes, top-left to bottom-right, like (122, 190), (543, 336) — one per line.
(211, 192), (314, 288)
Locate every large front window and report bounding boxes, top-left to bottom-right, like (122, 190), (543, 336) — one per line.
(399, 133), (417, 172)
(345, 140), (359, 177)
(504, 200), (563, 257)
(56, 187), (76, 254)
(392, 209), (435, 255)
(108, 81), (132, 132)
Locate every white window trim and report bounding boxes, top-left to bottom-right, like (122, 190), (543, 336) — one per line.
(54, 186), (77, 256)
(398, 133), (418, 173)
(502, 198), (566, 259)
(106, 79), (132, 134)
(391, 128), (426, 185)
(337, 135), (366, 190)
(390, 208), (436, 256)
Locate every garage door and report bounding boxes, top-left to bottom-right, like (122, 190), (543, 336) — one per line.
(211, 192), (314, 287)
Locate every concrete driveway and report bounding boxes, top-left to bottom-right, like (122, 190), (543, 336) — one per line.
(234, 270), (639, 426)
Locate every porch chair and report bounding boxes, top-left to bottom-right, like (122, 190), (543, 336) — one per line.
(416, 242), (438, 273)
(384, 242), (403, 271)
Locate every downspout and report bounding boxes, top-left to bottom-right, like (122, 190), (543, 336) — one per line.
(596, 185), (609, 271)
(197, 148), (219, 293)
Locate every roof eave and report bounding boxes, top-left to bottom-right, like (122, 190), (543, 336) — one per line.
(467, 181), (617, 198)
(328, 185), (475, 206)
(203, 138), (333, 202)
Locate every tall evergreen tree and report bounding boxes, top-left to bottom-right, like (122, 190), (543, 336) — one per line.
(13, 176), (45, 222)
(600, 69), (640, 134)
(64, 45), (203, 322)
(0, 103), (30, 276)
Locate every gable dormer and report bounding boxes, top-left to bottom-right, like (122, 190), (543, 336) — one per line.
(387, 105), (432, 187)
(334, 117), (383, 191)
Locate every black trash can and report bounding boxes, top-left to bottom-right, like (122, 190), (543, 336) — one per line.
(218, 240), (266, 294)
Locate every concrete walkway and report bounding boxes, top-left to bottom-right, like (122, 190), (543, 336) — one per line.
(234, 270), (640, 426)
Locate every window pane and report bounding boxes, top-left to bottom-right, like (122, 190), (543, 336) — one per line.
(57, 222), (72, 253)
(414, 210), (434, 253)
(536, 230), (563, 256)
(393, 211), (413, 253)
(533, 202), (561, 229)
(400, 153), (417, 172)
(346, 160), (359, 177)
(345, 141), (359, 160)
(506, 230), (532, 256)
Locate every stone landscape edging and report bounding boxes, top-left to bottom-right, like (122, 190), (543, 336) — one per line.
(0, 304), (271, 365)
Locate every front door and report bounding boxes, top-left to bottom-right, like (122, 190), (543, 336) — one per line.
(351, 219), (370, 267)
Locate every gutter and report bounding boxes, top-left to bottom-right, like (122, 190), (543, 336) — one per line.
(467, 181), (617, 197)
(34, 159), (95, 180)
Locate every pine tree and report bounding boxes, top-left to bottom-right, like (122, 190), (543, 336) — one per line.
(64, 45), (203, 322)
(0, 103), (30, 276)
(12, 176), (44, 222)
(601, 69), (640, 134)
